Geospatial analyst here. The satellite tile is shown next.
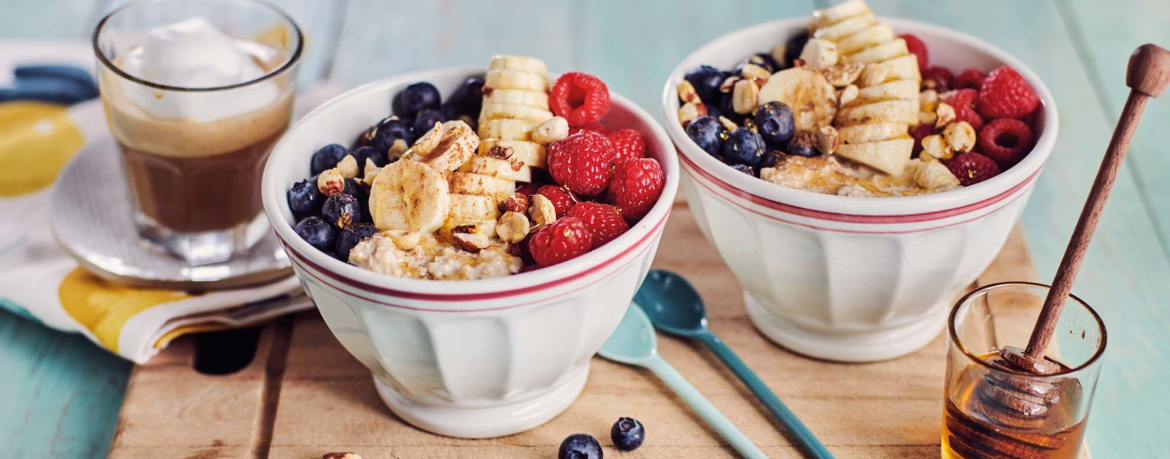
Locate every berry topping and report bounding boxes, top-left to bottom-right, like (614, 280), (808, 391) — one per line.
(748, 52), (781, 73)
(977, 66), (1040, 119)
(294, 216), (336, 252)
(442, 76), (485, 119)
(365, 117), (415, 154)
(730, 163), (755, 176)
(569, 123), (611, 136)
(922, 66), (954, 91)
(684, 65), (726, 104)
(786, 131), (818, 157)
(978, 118), (1035, 168)
(322, 193), (361, 229)
(607, 157), (665, 223)
(548, 131), (617, 196)
(568, 201), (629, 248)
(721, 128), (766, 165)
(685, 116), (727, 157)
(310, 144), (348, 176)
(536, 185), (578, 218)
(942, 88), (984, 129)
(392, 82), (441, 118)
(550, 72), (611, 126)
(557, 433), (602, 459)
(607, 128), (647, 164)
(288, 179), (324, 219)
(899, 34), (929, 71)
(784, 31), (811, 67)
(753, 101), (796, 146)
(611, 417), (646, 451)
(350, 145), (387, 172)
(529, 217), (594, 267)
(955, 68), (987, 90)
(412, 108), (445, 134)
(335, 222), (378, 261)
(911, 123), (936, 157)
(946, 152), (1001, 186)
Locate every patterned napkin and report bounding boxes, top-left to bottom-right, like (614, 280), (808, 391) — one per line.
(0, 41), (343, 363)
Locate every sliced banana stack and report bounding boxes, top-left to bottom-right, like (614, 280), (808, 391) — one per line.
(808, 0), (921, 176)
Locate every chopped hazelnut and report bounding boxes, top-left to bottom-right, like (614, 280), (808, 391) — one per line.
(920, 134), (954, 160)
(384, 230), (421, 251)
(677, 80), (702, 105)
(935, 102), (957, 128)
(337, 154), (359, 179)
(732, 78), (760, 115)
(317, 168), (346, 196)
(496, 211), (531, 244)
(678, 102), (707, 126)
(718, 116), (739, 132)
(453, 232), (491, 252)
(529, 194), (557, 227)
(503, 192), (530, 214)
(532, 116), (569, 144)
(943, 121), (977, 153)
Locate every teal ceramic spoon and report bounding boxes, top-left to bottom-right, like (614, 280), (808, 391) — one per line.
(598, 304), (768, 459)
(636, 270), (835, 459)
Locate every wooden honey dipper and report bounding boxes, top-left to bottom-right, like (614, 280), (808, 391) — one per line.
(952, 44), (1170, 459)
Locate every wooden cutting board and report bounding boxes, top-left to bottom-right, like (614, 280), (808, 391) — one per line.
(107, 202), (1088, 459)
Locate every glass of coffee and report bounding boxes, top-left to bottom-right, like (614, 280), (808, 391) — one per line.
(943, 282), (1106, 459)
(94, 0), (302, 265)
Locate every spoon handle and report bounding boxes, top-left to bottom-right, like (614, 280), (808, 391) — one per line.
(698, 333), (835, 459)
(644, 355), (769, 459)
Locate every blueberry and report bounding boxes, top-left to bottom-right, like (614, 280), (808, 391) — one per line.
(321, 193), (361, 229)
(685, 116), (727, 157)
(294, 216), (336, 252)
(557, 434), (601, 459)
(444, 76), (485, 116)
(787, 131), (819, 157)
(718, 93), (744, 125)
(760, 150), (784, 168)
(722, 128), (766, 166)
(684, 65), (726, 104)
(342, 178), (361, 198)
(287, 179), (324, 219)
(310, 144), (348, 176)
(334, 222), (378, 260)
(392, 82), (441, 118)
(785, 31), (811, 67)
(610, 417), (645, 451)
(730, 163), (756, 176)
(367, 117), (415, 154)
(413, 108), (445, 135)
(754, 101), (795, 145)
(748, 52), (781, 73)
(350, 146), (388, 174)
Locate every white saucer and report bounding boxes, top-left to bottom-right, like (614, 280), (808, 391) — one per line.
(50, 137), (292, 290)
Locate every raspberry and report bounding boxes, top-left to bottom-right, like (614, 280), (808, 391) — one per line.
(978, 118), (1035, 169)
(536, 185), (578, 218)
(978, 66), (1039, 119)
(568, 201), (629, 248)
(911, 123), (936, 157)
(922, 66), (954, 91)
(550, 72), (611, 127)
(946, 152), (1001, 186)
(607, 158), (665, 223)
(528, 217), (594, 267)
(899, 34), (929, 71)
(607, 129), (647, 164)
(955, 68), (986, 90)
(548, 131), (617, 196)
(942, 88), (984, 129)
(569, 123), (610, 136)
(515, 182), (541, 196)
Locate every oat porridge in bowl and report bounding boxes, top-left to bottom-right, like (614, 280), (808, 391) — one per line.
(262, 58), (678, 438)
(662, 1), (1057, 362)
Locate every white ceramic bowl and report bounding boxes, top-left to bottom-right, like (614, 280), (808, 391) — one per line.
(663, 18), (1057, 362)
(263, 67), (678, 438)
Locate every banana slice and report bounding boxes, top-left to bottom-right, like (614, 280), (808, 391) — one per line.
(418, 120), (478, 172)
(844, 38), (908, 65)
(458, 155), (534, 182)
(488, 55), (549, 76)
(449, 193), (501, 221)
(479, 103), (554, 124)
(449, 171), (517, 199)
(369, 160), (450, 233)
(758, 67), (838, 131)
(485, 89), (550, 109)
(837, 24), (894, 55)
(478, 139), (548, 169)
(869, 55), (921, 83)
(834, 138), (914, 175)
(835, 100), (918, 126)
(815, 13), (876, 41)
(484, 69), (548, 92)
(837, 123), (911, 144)
(478, 119), (538, 141)
(851, 79), (920, 106)
(811, 0), (871, 29)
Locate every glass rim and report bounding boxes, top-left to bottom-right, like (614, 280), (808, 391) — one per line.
(948, 281), (1107, 378)
(91, 0), (304, 93)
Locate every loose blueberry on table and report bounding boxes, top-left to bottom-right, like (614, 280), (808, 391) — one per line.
(287, 56), (665, 280)
(676, 0), (1042, 197)
(558, 433), (603, 459)
(610, 417), (646, 451)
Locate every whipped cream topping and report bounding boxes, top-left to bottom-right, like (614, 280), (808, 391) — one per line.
(115, 17), (282, 122)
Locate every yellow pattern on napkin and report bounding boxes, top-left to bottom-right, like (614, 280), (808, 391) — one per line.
(0, 102), (85, 197)
(58, 268), (190, 351)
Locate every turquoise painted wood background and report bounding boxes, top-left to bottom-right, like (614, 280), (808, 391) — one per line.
(2, 0), (1168, 456)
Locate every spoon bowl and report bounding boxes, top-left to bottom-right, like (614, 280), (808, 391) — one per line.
(635, 270), (708, 337)
(598, 305), (658, 365)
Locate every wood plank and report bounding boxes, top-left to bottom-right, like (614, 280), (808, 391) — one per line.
(112, 203), (1071, 458)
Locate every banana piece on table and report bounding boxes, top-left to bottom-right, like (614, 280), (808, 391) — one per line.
(369, 159), (450, 233)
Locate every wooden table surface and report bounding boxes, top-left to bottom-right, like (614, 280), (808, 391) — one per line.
(1, 0), (1167, 457)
